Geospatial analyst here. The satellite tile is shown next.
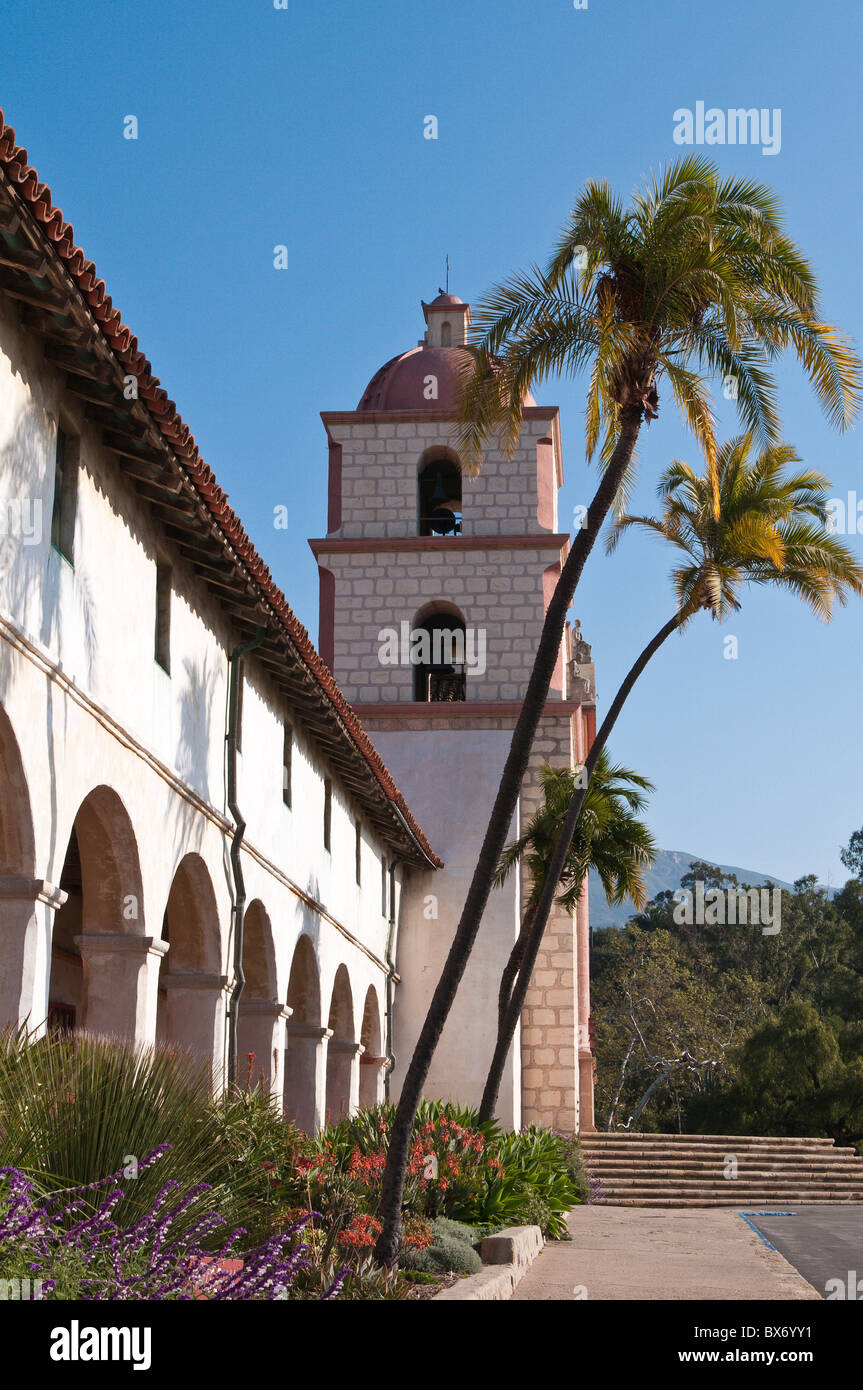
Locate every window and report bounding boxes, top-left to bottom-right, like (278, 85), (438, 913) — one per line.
(412, 611), (467, 702)
(155, 564), (172, 673)
(355, 820), (362, 885)
(282, 720), (293, 807)
(323, 778), (332, 852)
(418, 457), (462, 536)
(381, 858), (389, 918)
(50, 426), (78, 563)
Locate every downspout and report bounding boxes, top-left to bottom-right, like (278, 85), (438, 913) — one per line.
(384, 856), (408, 1101)
(226, 626), (266, 1088)
(382, 808), (440, 1100)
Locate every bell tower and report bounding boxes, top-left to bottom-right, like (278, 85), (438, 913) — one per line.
(310, 292), (596, 1131)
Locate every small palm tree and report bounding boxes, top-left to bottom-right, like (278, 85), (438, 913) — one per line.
(492, 752), (656, 1032)
(477, 436), (863, 1123)
(376, 157), (861, 1264)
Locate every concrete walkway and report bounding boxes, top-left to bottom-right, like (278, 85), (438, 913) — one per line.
(511, 1206), (821, 1301)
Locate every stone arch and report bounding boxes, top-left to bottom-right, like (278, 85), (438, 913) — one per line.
(286, 934), (321, 1026)
(49, 785), (148, 1039)
(284, 935), (324, 1131)
(0, 704), (41, 1031)
(358, 984), (384, 1109)
(410, 601), (468, 702)
(237, 899), (282, 1095)
(0, 703), (35, 876)
(325, 964), (358, 1123)
(417, 449), (462, 537)
(242, 899), (277, 1000)
(156, 853), (225, 1071)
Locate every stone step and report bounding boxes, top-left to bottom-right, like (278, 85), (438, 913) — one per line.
(582, 1133), (863, 1206)
(580, 1156), (856, 1167)
(594, 1189), (861, 1200)
(589, 1173), (861, 1184)
(582, 1140), (854, 1154)
(595, 1177), (863, 1191)
(593, 1195), (863, 1207)
(583, 1133), (840, 1144)
(582, 1149), (861, 1162)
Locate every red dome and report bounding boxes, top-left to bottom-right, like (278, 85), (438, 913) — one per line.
(357, 345), (536, 412)
(357, 346), (472, 412)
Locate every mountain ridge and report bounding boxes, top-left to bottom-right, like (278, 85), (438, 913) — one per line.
(588, 848), (799, 931)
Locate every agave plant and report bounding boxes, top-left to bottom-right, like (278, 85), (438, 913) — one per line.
(0, 1026), (278, 1241)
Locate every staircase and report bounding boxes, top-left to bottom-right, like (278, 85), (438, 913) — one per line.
(581, 1133), (863, 1207)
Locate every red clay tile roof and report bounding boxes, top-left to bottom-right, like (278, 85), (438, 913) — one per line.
(0, 107), (441, 868)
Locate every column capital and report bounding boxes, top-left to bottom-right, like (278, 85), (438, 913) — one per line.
(287, 1023), (333, 1041)
(0, 875), (67, 910)
(75, 933), (169, 960)
(161, 971), (231, 993)
(329, 1040), (365, 1057)
(241, 998), (293, 1021)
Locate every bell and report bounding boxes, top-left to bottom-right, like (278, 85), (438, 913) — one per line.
(431, 472), (447, 506)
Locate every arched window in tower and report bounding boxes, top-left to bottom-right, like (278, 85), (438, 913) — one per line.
(440, 320), (452, 346)
(418, 457), (462, 537)
(412, 605), (467, 702)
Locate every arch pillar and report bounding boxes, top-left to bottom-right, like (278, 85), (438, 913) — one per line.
(0, 876), (66, 1030)
(238, 999), (292, 1098)
(160, 971), (231, 1081)
(327, 1040), (364, 1123)
(75, 933), (168, 1043)
(284, 1022), (332, 1133)
(359, 1052), (387, 1108)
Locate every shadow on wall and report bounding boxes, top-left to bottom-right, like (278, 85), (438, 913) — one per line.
(1, 389), (97, 887)
(176, 653), (220, 806)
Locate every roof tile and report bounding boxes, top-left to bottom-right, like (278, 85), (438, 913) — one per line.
(0, 105), (441, 868)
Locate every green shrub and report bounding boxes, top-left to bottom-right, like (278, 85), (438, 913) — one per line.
(401, 1234), (482, 1275)
(459, 1127), (578, 1237)
(428, 1217), (478, 1245)
(0, 1026), (285, 1244)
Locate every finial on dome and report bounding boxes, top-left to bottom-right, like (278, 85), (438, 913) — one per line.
(421, 288), (470, 347)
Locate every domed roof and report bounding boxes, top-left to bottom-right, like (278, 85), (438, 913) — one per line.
(356, 292), (536, 412)
(357, 345), (474, 412)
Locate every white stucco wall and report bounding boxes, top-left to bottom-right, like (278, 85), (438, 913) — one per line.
(0, 293), (405, 1123)
(371, 725), (522, 1127)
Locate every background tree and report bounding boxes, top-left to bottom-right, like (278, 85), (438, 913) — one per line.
(375, 160), (861, 1264)
(591, 829), (863, 1141)
(492, 751), (656, 1033)
(478, 437), (863, 1123)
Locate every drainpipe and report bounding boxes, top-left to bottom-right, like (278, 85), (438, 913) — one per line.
(382, 806), (440, 1099)
(384, 855), (407, 1101)
(226, 627), (266, 1088)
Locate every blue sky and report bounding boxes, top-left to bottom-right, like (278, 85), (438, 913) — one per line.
(2, 0), (861, 884)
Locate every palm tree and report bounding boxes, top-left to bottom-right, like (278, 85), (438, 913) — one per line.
(477, 436), (863, 1124)
(374, 157), (861, 1265)
(492, 751), (657, 1038)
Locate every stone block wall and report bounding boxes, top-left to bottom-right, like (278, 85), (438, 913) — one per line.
(323, 415), (560, 539)
(319, 543), (567, 704)
(517, 713), (581, 1131)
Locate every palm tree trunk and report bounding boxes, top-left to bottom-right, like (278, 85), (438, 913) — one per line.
(477, 609), (685, 1125)
(498, 904), (537, 1030)
(373, 405), (645, 1266)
